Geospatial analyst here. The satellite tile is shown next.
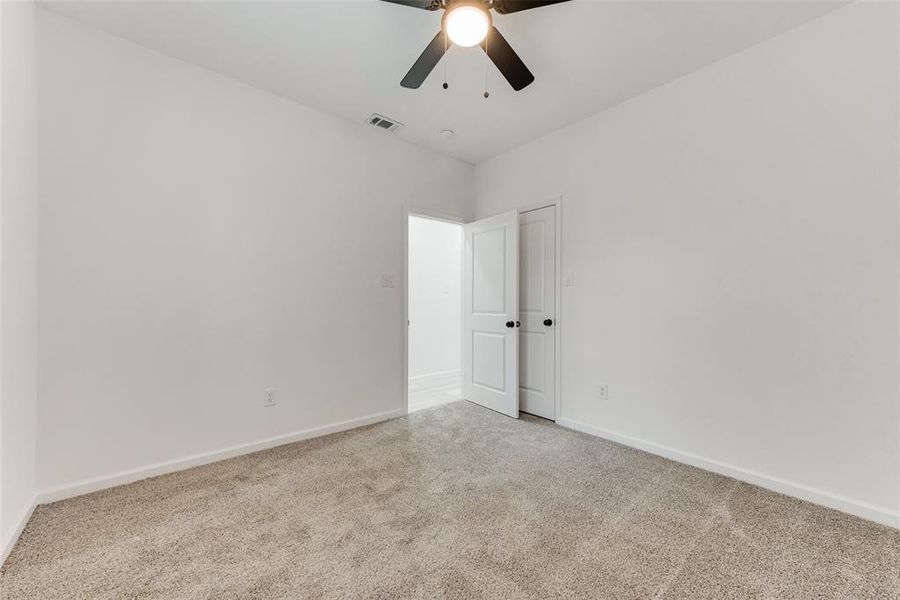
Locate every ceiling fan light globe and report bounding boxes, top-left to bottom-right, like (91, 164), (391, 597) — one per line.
(444, 6), (490, 47)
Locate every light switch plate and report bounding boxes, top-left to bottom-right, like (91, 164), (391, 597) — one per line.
(381, 274), (395, 288)
(564, 271), (576, 287)
(597, 383), (608, 400)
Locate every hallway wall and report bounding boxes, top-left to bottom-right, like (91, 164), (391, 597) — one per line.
(408, 217), (462, 379)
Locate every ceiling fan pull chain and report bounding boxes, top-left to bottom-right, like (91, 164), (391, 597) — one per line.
(442, 31), (449, 90)
(483, 34), (490, 99)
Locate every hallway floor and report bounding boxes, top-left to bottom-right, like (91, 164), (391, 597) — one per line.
(408, 371), (461, 413)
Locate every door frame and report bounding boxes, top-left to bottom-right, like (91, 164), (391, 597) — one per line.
(401, 205), (468, 416)
(518, 197), (563, 422)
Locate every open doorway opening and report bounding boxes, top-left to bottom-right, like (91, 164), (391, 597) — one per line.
(407, 215), (464, 413)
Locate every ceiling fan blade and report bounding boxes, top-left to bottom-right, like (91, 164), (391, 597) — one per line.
(401, 31), (448, 89)
(480, 27), (534, 91)
(379, 0), (441, 9)
(492, 0), (571, 15)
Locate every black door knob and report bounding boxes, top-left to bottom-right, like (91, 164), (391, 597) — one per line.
(516, 321), (521, 327)
(505, 321), (515, 328)
(544, 318), (553, 327)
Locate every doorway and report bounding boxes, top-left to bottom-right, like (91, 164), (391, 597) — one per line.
(407, 215), (464, 413)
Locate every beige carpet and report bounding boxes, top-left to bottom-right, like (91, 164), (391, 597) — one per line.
(2, 401), (897, 599)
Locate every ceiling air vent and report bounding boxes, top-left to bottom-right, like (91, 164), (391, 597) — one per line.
(366, 113), (404, 133)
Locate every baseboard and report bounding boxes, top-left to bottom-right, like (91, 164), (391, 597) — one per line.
(37, 408), (404, 505)
(408, 369), (460, 382)
(557, 418), (900, 530)
(1, 495), (38, 567)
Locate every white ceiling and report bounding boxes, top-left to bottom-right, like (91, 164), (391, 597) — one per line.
(41, 0), (846, 164)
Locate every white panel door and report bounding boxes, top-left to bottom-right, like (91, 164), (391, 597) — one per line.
(463, 211), (519, 418)
(519, 206), (556, 420)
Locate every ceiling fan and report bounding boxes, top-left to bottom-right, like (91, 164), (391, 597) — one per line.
(380, 0), (571, 91)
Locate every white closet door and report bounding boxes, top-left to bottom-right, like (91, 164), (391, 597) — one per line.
(518, 206), (556, 420)
(463, 211), (519, 418)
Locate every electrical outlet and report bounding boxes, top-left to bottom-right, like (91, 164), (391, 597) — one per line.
(264, 388), (276, 407)
(597, 383), (609, 400)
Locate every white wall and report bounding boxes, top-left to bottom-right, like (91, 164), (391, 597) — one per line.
(475, 2), (900, 525)
(408, 216), (461, 379)
(36, 10), (473, 494)
(1, 0), (39, 557)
